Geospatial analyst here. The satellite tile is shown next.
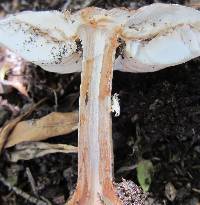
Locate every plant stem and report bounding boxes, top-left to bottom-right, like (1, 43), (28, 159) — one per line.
(67, 26), (122, 205)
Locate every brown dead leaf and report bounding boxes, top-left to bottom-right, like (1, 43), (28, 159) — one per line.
(7, 142), (78, 162)
(0, 98), (46, 153)
(1, 111), (78, 149)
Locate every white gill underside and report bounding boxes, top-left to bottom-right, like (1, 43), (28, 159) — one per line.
(1, 4), (200, 74)
(116, 24), (200, 73)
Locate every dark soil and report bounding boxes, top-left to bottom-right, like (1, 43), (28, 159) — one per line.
(0, 0), (200, 205)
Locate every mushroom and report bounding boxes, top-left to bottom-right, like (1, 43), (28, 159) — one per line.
(1, 3), (200, 205)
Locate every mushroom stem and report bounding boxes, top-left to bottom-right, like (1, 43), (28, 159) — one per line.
(67, 26), (122, 205)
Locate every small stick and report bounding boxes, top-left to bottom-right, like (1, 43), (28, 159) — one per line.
(81, 0), (94, 8)
(52, 89), (58, 111)
(26, 167), (38, 197)
(62, 0), (72, 10)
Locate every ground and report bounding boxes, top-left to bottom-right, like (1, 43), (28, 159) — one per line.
(0, 0), (200, 205)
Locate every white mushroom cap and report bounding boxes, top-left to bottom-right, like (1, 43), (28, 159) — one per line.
(1, 4), (200, 74)
(122, 3), (200, 39)
(115, 25), (200, 72)
(116, 3), (200, 73)
(0, 10), (81, 73)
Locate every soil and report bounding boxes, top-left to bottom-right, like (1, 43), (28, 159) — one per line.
(0, 0), (200, 205)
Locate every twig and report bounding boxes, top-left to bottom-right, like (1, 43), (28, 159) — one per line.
(26, 167), (38, 197)
(0, 173), (50, 205)
(116, 164), (137, 174)
(192, 187), (200, 194)
(81, 0), (94, 8)
(52, 89), (58, 111)
(62, 0), (72, 10)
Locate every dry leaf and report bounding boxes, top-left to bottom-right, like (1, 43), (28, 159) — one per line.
(7, 142), (78, 162)
(0, 111), (78, 149)
(0, 98), (46, 153)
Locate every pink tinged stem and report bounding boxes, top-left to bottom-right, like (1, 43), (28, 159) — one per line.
(67, 26), (122, 205)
